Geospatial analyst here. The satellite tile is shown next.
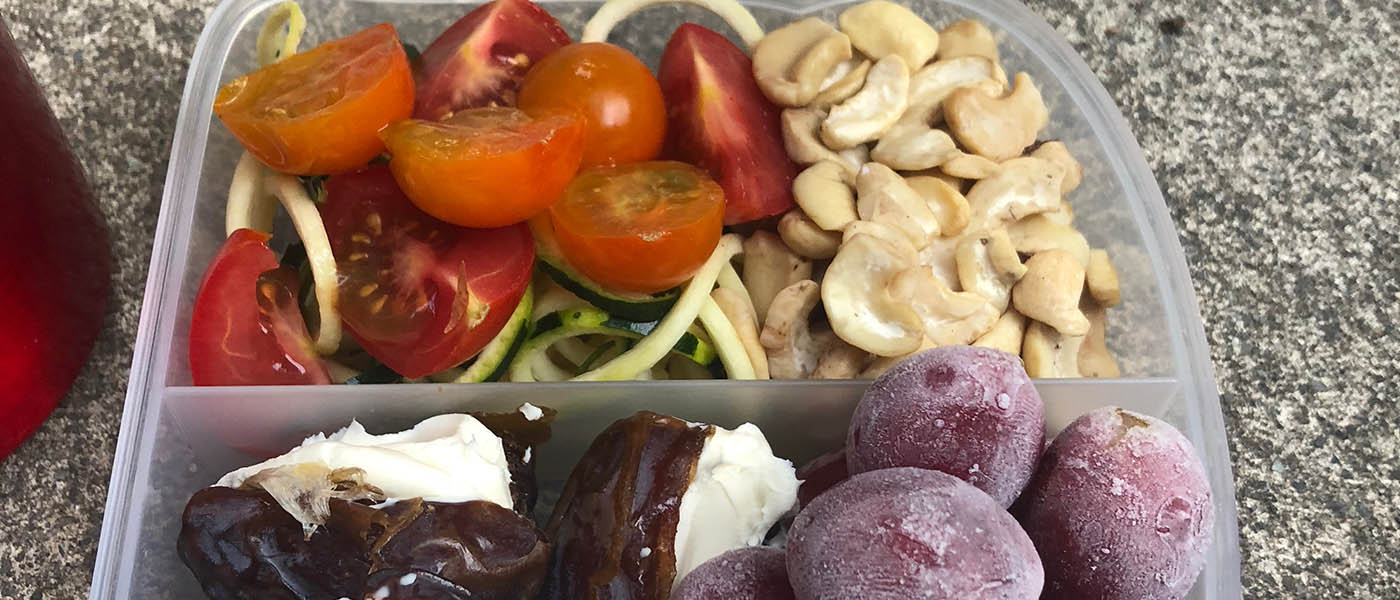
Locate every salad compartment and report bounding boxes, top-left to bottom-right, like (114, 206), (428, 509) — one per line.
(91, 0), (1241, 598)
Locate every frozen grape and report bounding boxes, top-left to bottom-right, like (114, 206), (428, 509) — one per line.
(671, 547), (795, 600)
(787, 467), (1043, 600)
(1012, 407), (1214, 600)
(848, 346), (1044, 507)
(795, 449), (848, 508)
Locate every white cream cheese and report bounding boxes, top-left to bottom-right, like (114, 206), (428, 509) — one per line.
(216, 414), (513, 508)
(671, 423), (799, 583)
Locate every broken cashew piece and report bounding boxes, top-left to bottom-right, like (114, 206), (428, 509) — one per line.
(779, 209), (842, 259)
(811, 59), (872, 108)
(741, 231), (812, 325)
(753, 19), (853, 107)
(711, 287), (769, 379)
(760, 280), (825, 379)
(956, 228), (1026, 312)
(1078, 300), (1120, 377)
(905, 175), (971, 236)
(1032, 141), (1084, 196)
(1085, 249), (1121, 307)
(812, 338), (871, 379)
(940, 151), (1002, 180)
(822, 233), (925, 356)
(1012, 249), (1090, 336)
(1022, 320), (1084, 378)
(793, 161), (858, 230)
(265, 173), (341, 355)
(1007, 214), (1091, 267)
(973, 308), (1026, 355)
(838, 0), (940, 68)
(890, 267), (999, 346)
(965, 156), (1065, 232)
(937, 19), (999, 63)
(781, 108), (868, 179)
(944, 72), (1050, 161)
(856, 163), (941, 248)
(582, 0), (765, 49)
(821, 54), (910, 149)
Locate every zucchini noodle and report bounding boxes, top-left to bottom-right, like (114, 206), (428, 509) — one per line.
(225, 153), (276, 236)
(265, 173), (341, 355)
(256, 1), (307, 67)
(581, 0), (765, 50)
(715, 262), (757, 326)
(574, 234), (743, 381)
(698, 296), (758, 379)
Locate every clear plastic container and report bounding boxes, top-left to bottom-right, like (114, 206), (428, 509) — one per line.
(88, 0), (1242, 597)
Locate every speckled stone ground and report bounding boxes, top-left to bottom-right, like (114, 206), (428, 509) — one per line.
(0, 0), (1396, 598)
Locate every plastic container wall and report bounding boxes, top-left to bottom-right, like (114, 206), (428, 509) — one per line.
(90, 0), (1241, 598)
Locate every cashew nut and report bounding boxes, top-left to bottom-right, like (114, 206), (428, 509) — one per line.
(822, 233), (925, 356)
(1022, 320), (1084, 378)
(779, 209), (842, 259)
(940, 151), (1002, 180)
(870, 123), (958, 170)
(811, 338), (871, 379)
(793, 161), (858, 230)
(890, 266), (999, 346)
(1012, 249), (1090, 336)
(1031, 140), (1083, 196)
(781, 108), (869, 178)
(838, 0), (940, 68)
(905, 175), (970, 236)
(742, 231), (812, 325)
(1079, 300), (1120, 378)
(902, 56), (1002, 129)
(944, 72), (1049, 161)
(856, 163), (941, 248)
(956, 228), (1026, 312)
(753, 19), (853, 107)
(917, 234), (963, 290)
(1085, 248), (1121, 307)
(1040, 199), (1075, 226)
(859, 336), (935, 379)
(973, 308), (1026, 355)
(712, 287), (770, 379)
(822, 54), (910, 149)
(760, 279), (826, 379)
(811, 59), (872, 108)
(937, 19), (999, 63)
(1007, 213), (1091, 267)
(965, 156), (1065, 232)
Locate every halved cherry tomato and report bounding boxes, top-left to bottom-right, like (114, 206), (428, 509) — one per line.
(414, 0), (572, 119)
(658, 24), (798, 224)
(188, 229), (331, 386)
(517, 42), (667, 168)
(381, 107), (585, 228)
(214, 23), (414, 175)
(548, 161), (724, 294)
(320, 165), (535, 377)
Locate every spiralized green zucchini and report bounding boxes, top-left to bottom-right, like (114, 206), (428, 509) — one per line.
(716, 262), (757, 325)
(581, 0), (764, 50)
(697, 296), (757, 379)
(265, 173), (341, 355)
(255, 2), (307, 67)
(225, 153), (276, 236)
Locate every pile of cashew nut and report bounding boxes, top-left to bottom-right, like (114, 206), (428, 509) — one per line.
(738, 1), (1122, 379)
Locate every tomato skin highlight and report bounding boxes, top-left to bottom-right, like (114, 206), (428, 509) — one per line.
(321, 166), (536, 377)
(548, 161), (724, 294)
(188, 229), (331, 386)
(517, 42), (668, 168)
(658, 24), (798, 225)
(414, 0), (572, 119)
(214, 23), (414, 175)
(382, 107), (586, 228)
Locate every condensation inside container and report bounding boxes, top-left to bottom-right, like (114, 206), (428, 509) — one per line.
(164, 0), (1177, 387)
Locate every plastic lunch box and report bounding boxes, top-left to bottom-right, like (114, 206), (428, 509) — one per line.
(87, 0), (1243, 597)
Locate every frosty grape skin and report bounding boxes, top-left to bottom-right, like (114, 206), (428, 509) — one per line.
(1012, 407), (1214, 600)
(671, 547), (794, 600)
(787, 467), (1043, 600)
(848, 346), (1045, 507)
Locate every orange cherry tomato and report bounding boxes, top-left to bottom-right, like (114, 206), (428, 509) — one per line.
(548, 161), (724, 294)
(213, 23), (414, 175)
(517, 43), (667, 168)
(380, 107), (585, 228)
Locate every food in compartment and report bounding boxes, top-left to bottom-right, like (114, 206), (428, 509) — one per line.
(671, 547), (795, 600)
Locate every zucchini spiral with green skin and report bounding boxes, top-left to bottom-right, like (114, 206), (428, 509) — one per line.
(581, 0), (765, 49)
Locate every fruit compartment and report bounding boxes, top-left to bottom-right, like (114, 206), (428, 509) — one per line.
(90, 0), (1241, 598)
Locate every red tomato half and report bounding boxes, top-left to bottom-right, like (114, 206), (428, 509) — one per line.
(188, 229), (331, 386)
(320, 166), (535, 377)
(658, 24), (798, 225)
(414, 0), (572, 119)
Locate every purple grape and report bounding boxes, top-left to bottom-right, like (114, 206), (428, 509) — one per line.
(671, 547), (795, 600)
(1012, 407), (1214, 600)
(847, 346), (1045, 507)
(787, 467), (1042, 600)
(795, 449), (848, 508)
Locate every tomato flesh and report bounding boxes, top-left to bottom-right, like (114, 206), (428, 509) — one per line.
(518, 42), (667, 168)
(549, 161), (724, 294)
(658, 24), (798, 225)
(381, 107), (585, 228)
(189, 229), (331, 386)
(321, 166), (535, 377)
(214, 23), (414, 175)
(414, 0), (572, 119)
